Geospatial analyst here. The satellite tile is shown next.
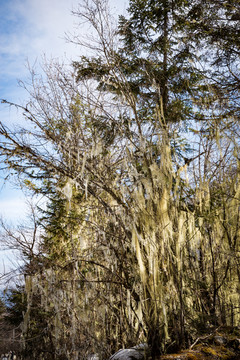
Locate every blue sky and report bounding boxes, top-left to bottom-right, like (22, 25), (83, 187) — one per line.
(0, 0), (127, 222)
(0, 0), (82, 222)
(0, 0), (128, 276)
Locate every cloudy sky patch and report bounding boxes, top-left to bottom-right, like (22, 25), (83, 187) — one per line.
(0, 0), (127, 229)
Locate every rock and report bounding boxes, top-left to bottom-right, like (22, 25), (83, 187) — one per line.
(108, 344), (148, 360)
(87, 354), (99, 360)
(108, 349), (144, 360)
(214, 335), (240, 350)
(132, 344), (148, 351)
(214, 335), (227, 345)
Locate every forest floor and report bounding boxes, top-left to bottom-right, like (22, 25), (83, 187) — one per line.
(156, 332), (240, 360)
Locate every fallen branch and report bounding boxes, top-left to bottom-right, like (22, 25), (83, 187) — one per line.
(190, 327), (221, 350)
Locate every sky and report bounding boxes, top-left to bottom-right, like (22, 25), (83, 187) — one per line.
(0, 0), (128, 278)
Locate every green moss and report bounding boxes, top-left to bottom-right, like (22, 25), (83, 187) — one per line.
(218, 346), (236, 360)
(195, 345), (236, 360)
(201, 346), (218, 356)
(158, 339), (239, 360)
(186, 353), (203, 360)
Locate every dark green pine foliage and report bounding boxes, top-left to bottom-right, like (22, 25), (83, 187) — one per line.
(199, 0), (240, 119)
(177, 0), (240, 121)
(4, 286), (26, 326)
(116, 0), (201, 123)
(74, 0), (205, 126)
(39, 181), (85, 264)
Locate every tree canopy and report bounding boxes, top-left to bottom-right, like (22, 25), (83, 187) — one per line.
(0, 0), (240, 359)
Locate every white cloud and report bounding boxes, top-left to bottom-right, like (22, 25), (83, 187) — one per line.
(0, 0), (128, 92)
(0, 0), (128, 225)
(3, 0), (128, 62)
(12, 0), (81, 58)
(0, 197), (29, 222)
(0, 0), (81, 83)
